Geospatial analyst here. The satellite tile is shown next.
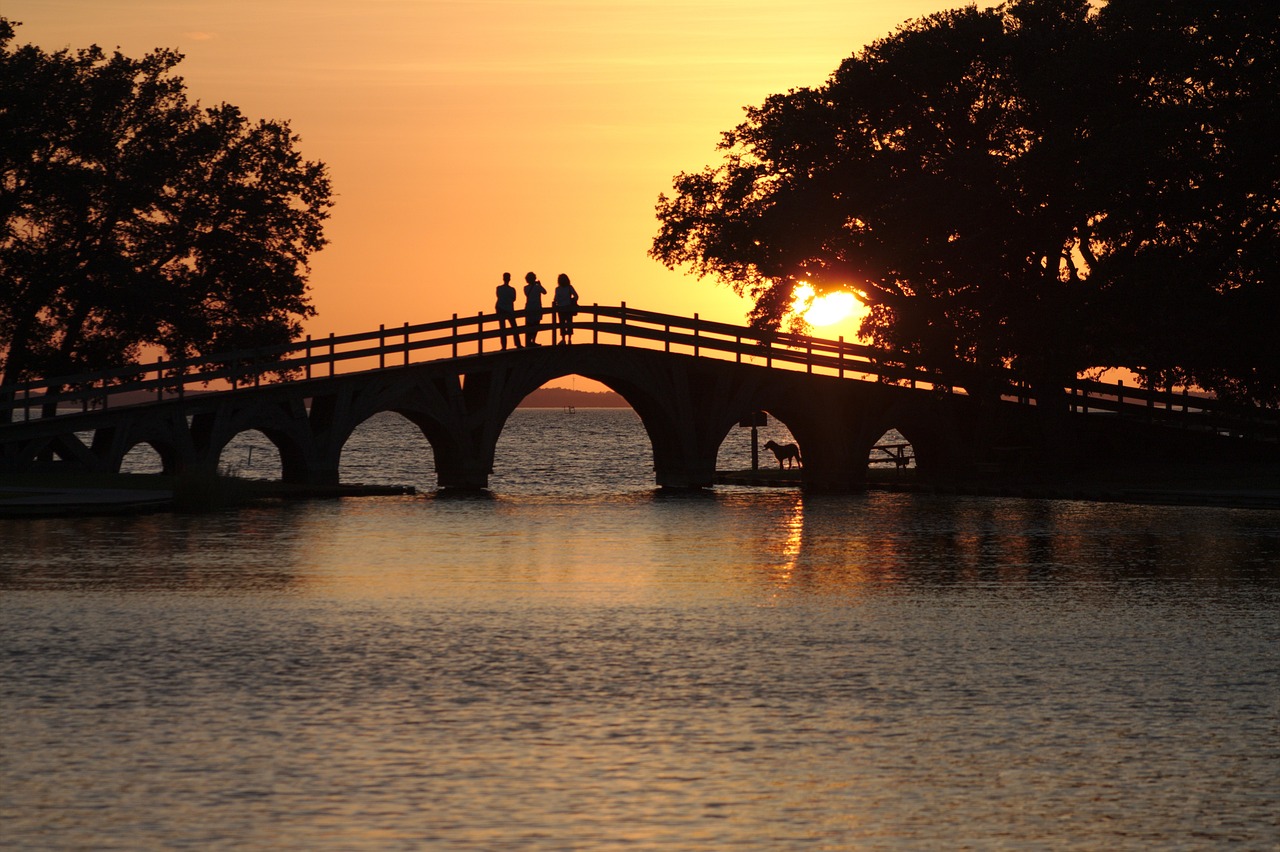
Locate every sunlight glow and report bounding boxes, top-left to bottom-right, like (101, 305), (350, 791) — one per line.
(792, 283), (859, 327)
(6, 0), (973, 342)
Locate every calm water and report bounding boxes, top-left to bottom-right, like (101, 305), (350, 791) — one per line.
(3, 410), (1278, 850)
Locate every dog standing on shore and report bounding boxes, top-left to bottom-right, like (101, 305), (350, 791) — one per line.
(764, 440), (802, 469)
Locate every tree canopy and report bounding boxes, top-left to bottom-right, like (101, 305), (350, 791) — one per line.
(652, 0), (1279, 405)
(0, 18), (332, 396)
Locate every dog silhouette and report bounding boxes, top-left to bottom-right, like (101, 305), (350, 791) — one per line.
(764, 440), (802, 469)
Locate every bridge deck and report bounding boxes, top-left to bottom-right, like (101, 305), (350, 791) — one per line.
(3, 304), (1265, 440)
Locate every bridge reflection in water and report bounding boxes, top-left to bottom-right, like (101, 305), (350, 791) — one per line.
(1, 304), (1275, 491)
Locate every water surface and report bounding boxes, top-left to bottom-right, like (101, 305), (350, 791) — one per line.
(3, 410), (1277, 849)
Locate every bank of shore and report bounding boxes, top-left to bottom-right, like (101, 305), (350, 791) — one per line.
(0, 471), (414, 518)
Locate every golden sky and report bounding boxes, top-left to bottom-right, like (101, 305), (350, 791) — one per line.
(10, 0), (989, 344)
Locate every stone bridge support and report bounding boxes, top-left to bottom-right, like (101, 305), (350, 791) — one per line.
(305, 367), (491, 489)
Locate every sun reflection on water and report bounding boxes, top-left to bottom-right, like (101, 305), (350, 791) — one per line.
(766, 494), (806, 596)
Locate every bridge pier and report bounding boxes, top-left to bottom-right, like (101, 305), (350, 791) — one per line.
(434, 457), (491, 490)
(653, 461), (716, 489)
(797, 435), (869, 491)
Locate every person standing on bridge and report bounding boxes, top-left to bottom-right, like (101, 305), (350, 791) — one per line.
(552, 273), (579, 344)
(495, 272), (521, 350)
(523, 272), (546, 346)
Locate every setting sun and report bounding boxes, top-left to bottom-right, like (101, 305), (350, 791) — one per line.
(792, 283), (861, 327)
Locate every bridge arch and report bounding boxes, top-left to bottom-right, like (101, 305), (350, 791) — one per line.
(473, 358), (688, 489)
(853, 387), (981, 480)
(338, 410), (437, 487)
(77, 409), (201, 477)
(119, 438), (172, 475)
(865, 427), (916, 472)
(214, 426), (297, 480)
(293, 370), (491, 487)
(188, 397), (317, 483)
(714, 408), (803, 472)
(701, 378), (875, 489)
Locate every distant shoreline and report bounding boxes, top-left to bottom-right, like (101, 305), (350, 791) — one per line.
(516, 388), (627, 408)
(102, 386), (628, 410)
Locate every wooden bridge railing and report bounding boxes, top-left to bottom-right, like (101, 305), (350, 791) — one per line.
(0, 304), (936, 420)
(0, 303), (1275, 440)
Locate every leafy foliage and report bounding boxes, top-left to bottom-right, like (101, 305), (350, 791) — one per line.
(652, 0), (1279, 404)
(0, 19), (332, 391)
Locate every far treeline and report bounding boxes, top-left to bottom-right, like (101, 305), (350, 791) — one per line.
(653, 0), (1279, 407)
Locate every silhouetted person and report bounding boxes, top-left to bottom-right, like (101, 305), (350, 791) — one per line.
(553, 273), (579, 344)
(523, 272), (546, 346)
(495, 272), (521, 350)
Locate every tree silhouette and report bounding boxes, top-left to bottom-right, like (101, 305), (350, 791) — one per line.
(0, 19), (332, 412)
(652, 0), (1279, 405)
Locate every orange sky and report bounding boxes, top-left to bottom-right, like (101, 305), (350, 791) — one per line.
(10, 0), (992, 348)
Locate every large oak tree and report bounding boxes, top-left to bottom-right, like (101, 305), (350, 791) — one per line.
(652, 0), (1279, 405)
(0, 19), (332, 410)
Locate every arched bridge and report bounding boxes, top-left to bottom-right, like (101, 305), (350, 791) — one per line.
(2, 305), (1274, 490)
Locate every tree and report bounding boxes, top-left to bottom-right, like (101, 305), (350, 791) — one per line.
(652, 0), (1280, 405)
(0, 19), (332, 410)
(1095, 1), (1280, 404)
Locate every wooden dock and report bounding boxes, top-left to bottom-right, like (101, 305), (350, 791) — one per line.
(714, 469), (803, 487)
